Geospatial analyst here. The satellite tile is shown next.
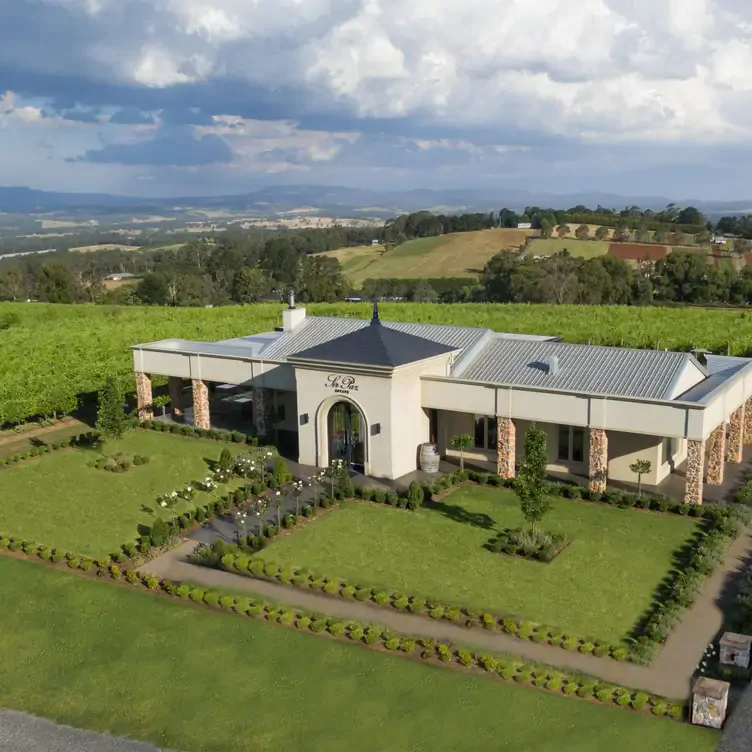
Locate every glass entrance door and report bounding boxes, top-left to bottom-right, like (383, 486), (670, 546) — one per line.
(328, 401), (365, 472)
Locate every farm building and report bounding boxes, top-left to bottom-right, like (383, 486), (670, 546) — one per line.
(131, 297), (752, 503)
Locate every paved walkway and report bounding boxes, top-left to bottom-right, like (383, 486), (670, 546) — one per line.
(0, 709), (170, 752)
(139, 530), (752, 700)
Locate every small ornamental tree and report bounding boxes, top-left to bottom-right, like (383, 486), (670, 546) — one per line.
(629, 459), (652, 496)
(218, 448), (234, 472)
(450, 434), (473, 471)
(515, 425), (551, 530)
(96, 376), (127, 441)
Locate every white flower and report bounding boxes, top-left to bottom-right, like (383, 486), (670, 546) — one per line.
(160, 500), (167, 507)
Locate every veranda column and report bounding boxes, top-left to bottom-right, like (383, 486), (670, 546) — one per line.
(684, 440), (705, 505)
(135, 372), (153, 420)
(744, 396), (752, 444)
(168, 377), (184, 419)
(588, 428), (608, 494)
(496, 417), (516, 479)
(192, 379), (210, 430)
(706, 424), (726, 486)
(252, 387), (272, 439)
(727, 406), (744, 464)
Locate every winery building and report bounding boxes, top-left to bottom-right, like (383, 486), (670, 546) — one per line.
(131, 298), (752, 504)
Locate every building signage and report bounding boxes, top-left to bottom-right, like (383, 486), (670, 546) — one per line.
(325, 374), (358, 395)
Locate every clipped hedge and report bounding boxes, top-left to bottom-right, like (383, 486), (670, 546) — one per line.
(139, 420), (258, 446)
(108, 571), (684, 722)
(209, 550), (632, 663)
(0, 431), (99, 467)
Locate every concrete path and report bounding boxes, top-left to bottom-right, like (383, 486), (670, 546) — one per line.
(0, 709), (171, 752)
(653, 527), (752, 696)
(140, 534), (752, 700)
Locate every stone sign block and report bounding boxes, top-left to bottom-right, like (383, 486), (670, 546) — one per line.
(720, 632), (752, 669)
(692, 677), (730, 729)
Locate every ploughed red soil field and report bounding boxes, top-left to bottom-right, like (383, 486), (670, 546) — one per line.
(607, 243), (667, 261)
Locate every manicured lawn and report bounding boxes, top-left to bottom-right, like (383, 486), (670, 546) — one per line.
(261, 487), (699, 642)
(0, 430), (247, 557)
(0, 557), (719, 752)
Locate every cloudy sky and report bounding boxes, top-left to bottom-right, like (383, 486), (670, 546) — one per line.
(1, 0), (752, 199)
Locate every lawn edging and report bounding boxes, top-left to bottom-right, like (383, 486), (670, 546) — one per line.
(0, 547), (689, 723)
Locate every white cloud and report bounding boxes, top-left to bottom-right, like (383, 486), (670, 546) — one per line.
(0, 91), (45, 125)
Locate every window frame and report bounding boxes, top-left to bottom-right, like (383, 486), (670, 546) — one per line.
(473, 415), (498, 451)
(558, 425), (586, 464)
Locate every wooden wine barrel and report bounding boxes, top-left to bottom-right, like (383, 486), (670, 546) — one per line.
(419, 443), (440, 474)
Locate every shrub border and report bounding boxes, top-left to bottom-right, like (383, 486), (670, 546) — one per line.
(0, 430), (99, 468)
(0, 542), (686, 723)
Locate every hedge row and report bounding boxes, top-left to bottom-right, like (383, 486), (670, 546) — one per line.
(0, 431), (99, 466)
(630, 504), (751, 665)
(211, 550), (633, 662)
(0, 528), (688, 720)
(445, 469), (714, 519)
(139, 420), (259, 445)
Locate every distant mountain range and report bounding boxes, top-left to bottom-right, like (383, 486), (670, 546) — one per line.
(1, 184), (751, 218)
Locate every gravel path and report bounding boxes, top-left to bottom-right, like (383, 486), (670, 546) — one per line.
(0, 709), (171, 752)
(140, 533), (752, 700)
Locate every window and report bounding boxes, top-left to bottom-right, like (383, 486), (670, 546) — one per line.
(662, 438), (675, 465)
(473, 415), (497, 451)
(558, 425), (585, 463)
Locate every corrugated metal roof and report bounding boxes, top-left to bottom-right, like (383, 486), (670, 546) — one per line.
(705, 354), (752, 376)
(678, 355), (752, 404)
(260, 316), (491, 361)
(457, 339), (699, 399)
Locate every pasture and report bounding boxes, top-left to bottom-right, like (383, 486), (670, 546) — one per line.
(325, 228), (533, 283)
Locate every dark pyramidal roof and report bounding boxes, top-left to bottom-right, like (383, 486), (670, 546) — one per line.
(290, 301), (458, 368)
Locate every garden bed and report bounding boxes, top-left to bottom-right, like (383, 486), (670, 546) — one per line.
(486, 527), (570, 562)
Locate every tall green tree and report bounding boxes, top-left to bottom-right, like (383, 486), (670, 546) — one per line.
(96, 376), (127, 441)
(515, 425), (551, 530)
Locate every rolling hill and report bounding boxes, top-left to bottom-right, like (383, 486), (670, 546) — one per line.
(324, 228), (534, 284)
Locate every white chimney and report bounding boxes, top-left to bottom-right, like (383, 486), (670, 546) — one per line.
(282, 292), (306, 331)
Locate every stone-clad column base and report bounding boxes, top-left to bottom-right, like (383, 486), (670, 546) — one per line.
(168, 377), (184, 419)
(496, 417), (516, 479)
(727, 406), (744, 464)
(744, 396), (752, 445)
(192, 379), (210, 430)
(588, 428), (608, 493)
(135, 372), (153, 420)
(706, 424), (725, 486)
(684, 440), (705, 505)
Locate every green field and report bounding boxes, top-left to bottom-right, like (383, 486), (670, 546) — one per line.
(256, 487), (698, 642)
(0, 557), (719, 752)
(523, 237), (612, 259)
(3, 301), (752, 425)
(325, 228), (532, 283)
(0, 431), (246, 557)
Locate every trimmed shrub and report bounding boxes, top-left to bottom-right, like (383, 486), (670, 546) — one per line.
(79, 559), (93, 572)
(651, 702), (668, 716)
(579, 641), (595, 654)
(457, 649), (473, 667)
(436, 644), (452, 662)
(310, 618), (328, 633)
(577, 683), (596, 699)
(562, 682), (579, 696)
(176, 583), (192, 598)
(189, 587), (205, 602)
(385, 638), (401, 651)
(546, 675), (563, 692)
(263, 561), (280, 578)
(323, 579), (341, 595)
(204, 590), (220, 607)
(631, 692), (650, 711)
(667, 703), (684, 720)
(327, 622), (346, 637)
(408, 596), (426, 614)
(502, 618), (518, 635)
(348, 624), (365, 642)
(354, 587), (371, 602)
(373, 590), (390, 606)
(392, 595), (409, 610)
(341, 585), (356, 599)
